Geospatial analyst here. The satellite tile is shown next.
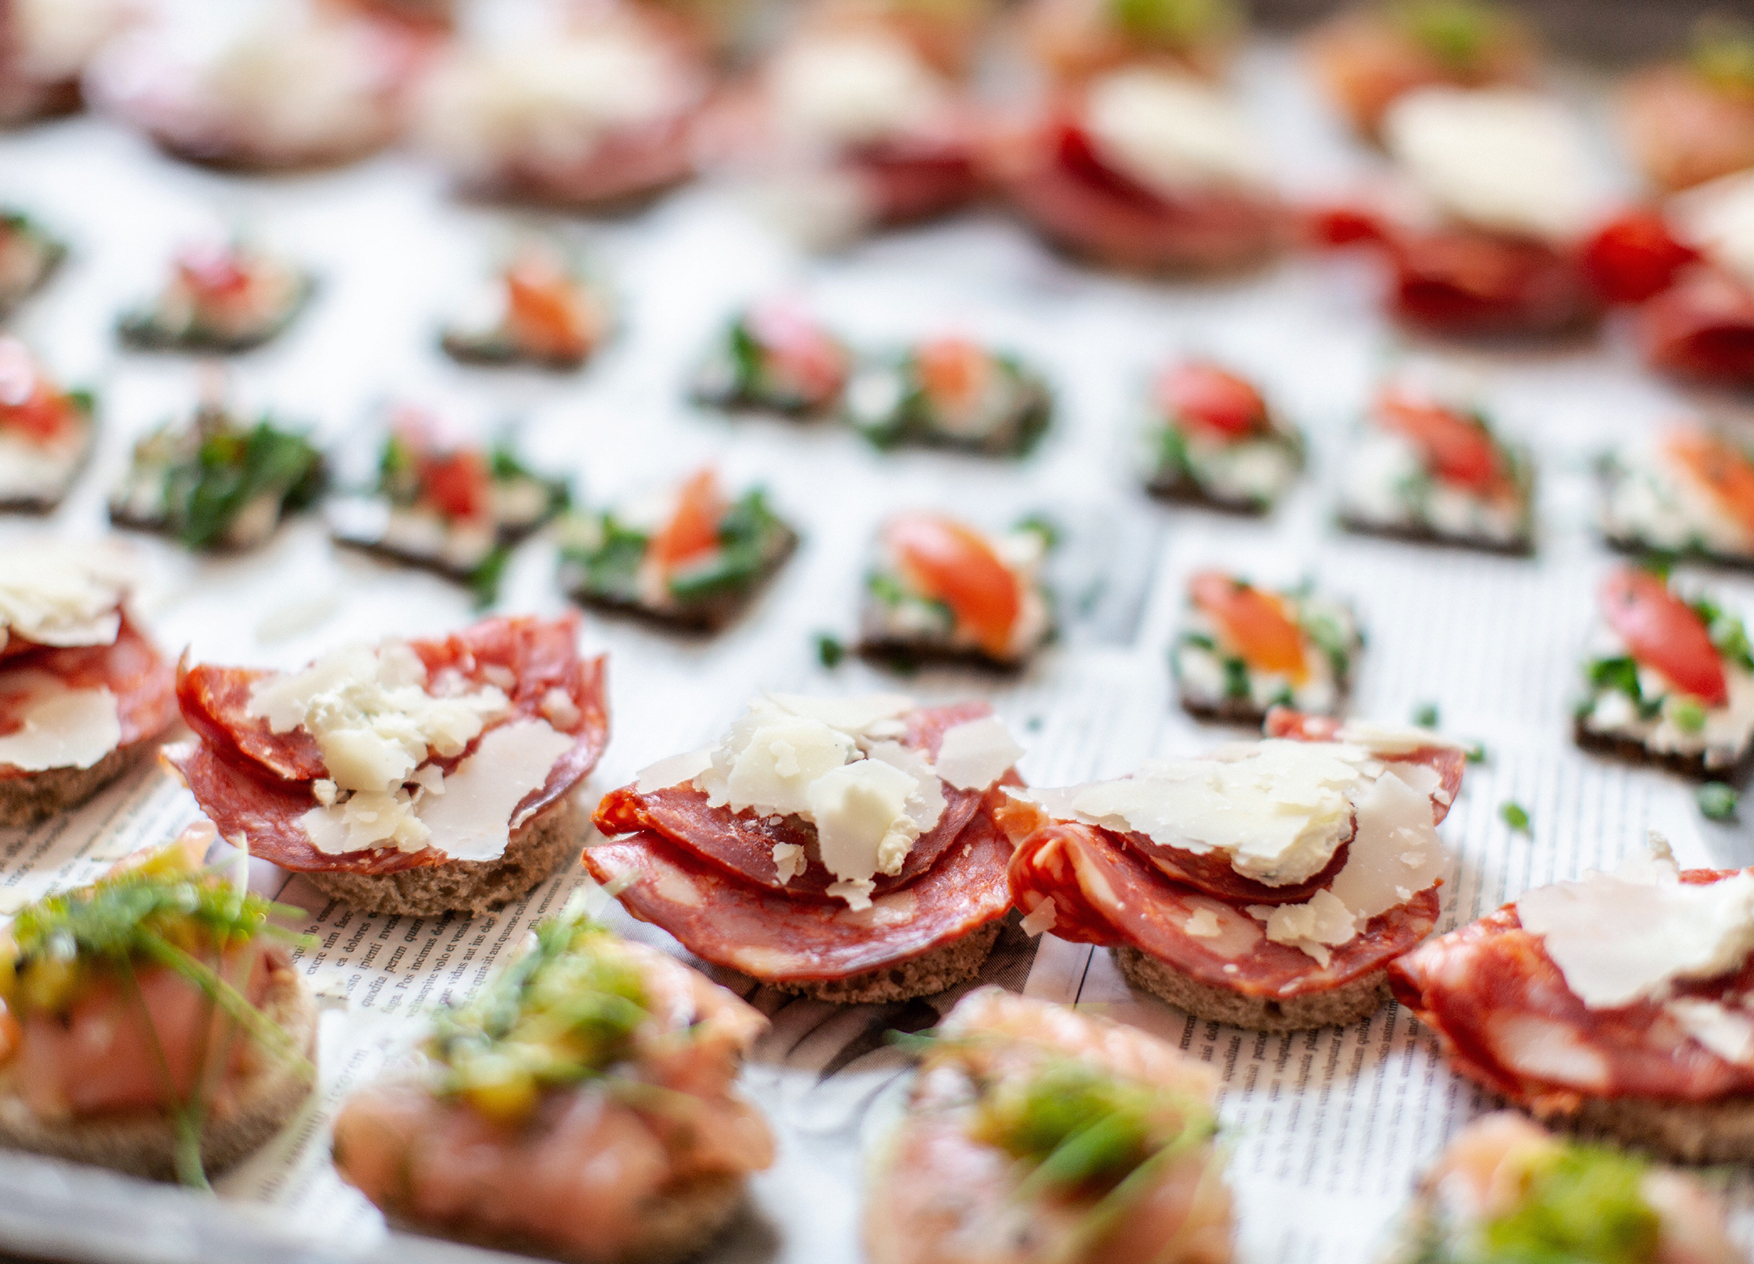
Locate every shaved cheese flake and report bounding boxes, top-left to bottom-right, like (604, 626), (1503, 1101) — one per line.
(0, 544), (130, 652)
(1019, 896), (1057, 936)
(772, 843), (806, 884)
(1184, 907), (1222, 938)
(703, 712), (856, 816)
(636, 747), (714, 793)
(1674, 169), (1754, 292)
(934, 715), (1024, 790)
(808, 758), (923, 909)
(1084, 68), (1268, 196)
(249, 642), (509, 793)
(771, 31), (941, 147)
(1383, 87), (1593, 242)
(768, 692), (914, 736)
(865, 740), (946, 837)
(1337, 720), (1462, 757)
(1516, 862), (1754, 1009)
(1249, 889), (1357, 967)
(0, 674), (121, 771)
(1666, 997), (1754, 1066)
(416, 719), (575, 861)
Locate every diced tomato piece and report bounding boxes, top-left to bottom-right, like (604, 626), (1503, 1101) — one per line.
(505, 259), (593, 360)
(175, 245), (253, 300)
(649, 468), (725, 573)
(1598, 567), (1727, 706)
(1376, 389), (1505, 492)
(1158, 361), (1266, 439)
(884, 513), (1020, 659)
(1581, 209), (1697, 304)
(421, 449), (492, 521)
(1189, 571), (1307, 681)
(747, 304), (848, 403)
(0, 338), (72, 443)
(915, 336), (991, 410)
(1666, 430), (1754, 538)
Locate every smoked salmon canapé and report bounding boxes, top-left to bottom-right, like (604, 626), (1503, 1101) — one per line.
(867, 988), (1234, 1264)
(0, 543), (177, 827)
(697, 16), (987, 244)
(324, 407), (569, 605)
(439, 242), (615, 372)
(0, 826), (316, 1185)
(164, 613), (609, 918)
(1389, 836), (1754, 1162)
(332, 910), (773, 1264)
(1619, 20), (1754, 195)
(1171, 572), (1362, 725)
(0, 211), (67, 321)
(1020, 0), (1242, 84)
(990, 67), (1286, 274)
(1574, 567), (1754, 782)
(844, 335), (1053, 456)
(84, 0), (434, 171)
(1002, 710), (1466, 1031)
(558, 467), (799, 632)
(1313, 88), (1605, 339)
(859, 513), (1055, 670)
(1141, 360), (1304, 513)
(1597, 424), (1754, 570)
(1378, 1112), (1742, 1264)
(0, 336), (96, 513)
(690, 301), (853, 418)
(117, 240), (314, 355)
(1305, 0), (1535, 140)
(411, 7), (711, 209)
(1336, 380), (1535, 555)
(587, 692), (1026, 1004)
(0, 0), (129, 125)
(109, 391), (326, 553)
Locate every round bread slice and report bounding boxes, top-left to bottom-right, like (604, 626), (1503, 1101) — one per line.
(1547, 1092), (1754, 1165)
(386, 1169), (748, 1264)
(0, 742), (152, 830)
(1114, 944), (1391, 1031)
(305, 796), (581, 917)
(0, 958), (317, 1181)
(773, 922), (1002, 1006)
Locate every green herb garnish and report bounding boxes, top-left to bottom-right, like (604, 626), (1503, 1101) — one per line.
(1480, 1144), (1660, 1264)
(1391, 0), (1509, 70)
(1700, 782), (1739, 822)
(816, 633), (846, 668)
(1694, 16), (1754, 94)
(1500, 801), (1531, 833)
(1413, 702), (1440, 728)
(1109, 0), (1233, 46)
(1464, 741), (1487, 764)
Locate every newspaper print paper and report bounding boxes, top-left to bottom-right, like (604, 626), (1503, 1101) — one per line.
(0, 35), (1751, 1264)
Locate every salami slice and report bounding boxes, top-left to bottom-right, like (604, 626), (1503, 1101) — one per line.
(592, 701), (996, 898)
(1011, 821), (1440, 999)
(1639, 266), (1754, 388)
(1381, 225), (1599, 337)
(582, 804), (1013, 982)
(1389, 875), (1754, 1109)
(1127, 829), (1353, 906)
(168, 616), (609, 873)
(0, 615), (177, 778)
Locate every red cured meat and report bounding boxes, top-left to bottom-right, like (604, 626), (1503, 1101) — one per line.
(1389, 872), (1754, 1110)
(167, 616), (609, 873)
(0, 615), (177, 779)
(1126, 829), (1353, 906)
(582, 802), (1013, 982)
(1640, 266), (1754, 388)
(850, 132), (984, 225)
(1010, 821), (1441, 999)
(1580, 209), (1697, 304)
(998, 117), (1284, 272)
(592, 701), (998, 898)
(1384, 227), (1598, 337)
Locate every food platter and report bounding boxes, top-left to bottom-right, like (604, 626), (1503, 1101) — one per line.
(2, 9), (1754, 1264)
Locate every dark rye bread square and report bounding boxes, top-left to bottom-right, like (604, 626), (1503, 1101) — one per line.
(1571, 715), (1754, 784)
(772, 922), (1003, 1006)
(0, 742), (150, 830)
(1561, 1091), (1754, 1164)
(305, 795), (582, 917)
(1337, 513), (1535, 557)
(0, 960), (316, 1181)
(1114, 944), (1393, 1031)
(1144, 470), (1274, 516)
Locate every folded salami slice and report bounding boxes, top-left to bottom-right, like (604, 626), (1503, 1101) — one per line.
(166, 615), (609, 917)
(8, 616), (179, 761)
(584, 802), (1012, 983)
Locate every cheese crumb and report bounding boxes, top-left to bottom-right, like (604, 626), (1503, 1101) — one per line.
(1019, 897), (1058, 936)
(772, 843), (806, 885)
(1184, 907), (1222, 938)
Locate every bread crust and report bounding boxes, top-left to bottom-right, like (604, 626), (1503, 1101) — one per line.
(1572, 714), (1754, 783)
(1114, 944), (1392, 1031)
(1540, 1091), (1754, 1164)
(0, 741), (150, 829)
(773, 922), (1001, 1005)
(305, 796), (581, 917)
(0, 959), (316, 1181)
(1336, 512), (1535, 557)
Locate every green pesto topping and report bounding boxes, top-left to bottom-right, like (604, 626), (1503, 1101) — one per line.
(1476, 1144), (1660, 1264)
(429, 914), (651, 1125)
(1390, 0), (1509, 70)
(1108, 0), (1234, 47)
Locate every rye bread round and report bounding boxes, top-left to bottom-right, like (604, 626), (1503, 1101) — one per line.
(0, 742), (149, 829)
(773, 922), (1002, 1005)
(0, 959), (316, 1181)
(1115, 944), (1392, 1031)
(1539, 1091), (1754, 1165)
(305, 795), (581, 917)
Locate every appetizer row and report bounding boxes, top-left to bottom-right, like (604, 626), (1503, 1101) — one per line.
(5, 838), (1735, 1264)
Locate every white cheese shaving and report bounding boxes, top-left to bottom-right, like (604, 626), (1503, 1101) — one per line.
(1383, 87), (1594, 243)
(1248, 889), (1356, 968)
(1516, 856), (1754, 1010)
(807, 758), (922, 909)
(769, 31), (941, 147)
(1019, 896), (1058, 936)
(0, 673), (121, 771)
(635, 748), (714, 794)
(766, 692), (914, 734)
(772, 843), (806, 884)
(0, 543), (130, 652)
(247, 642), (509, 794)
(1184, 907), (1222, 938)
(934, 715), (1024, 791)
(1083, 68), (1269, 196)
(1665, 997), (1754, 1066)
(414, 719), (574, 861)
(1673, 169), (1754, 293)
